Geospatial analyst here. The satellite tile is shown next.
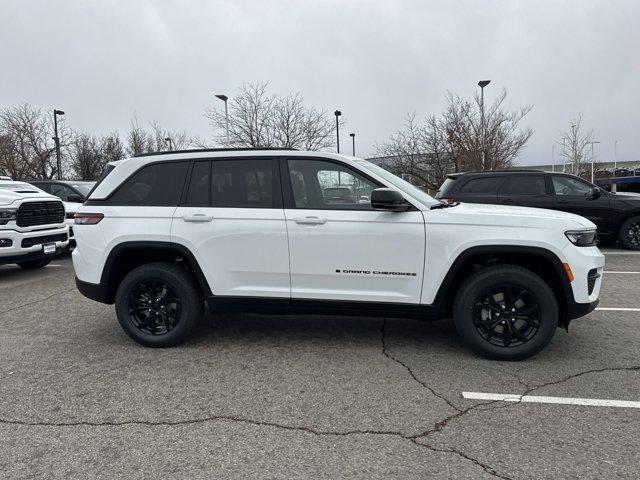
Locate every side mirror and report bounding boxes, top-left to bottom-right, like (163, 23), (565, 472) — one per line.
(67, 194), (84, 203)
(586, 187), (601, 200)
(371, 188), (411, 212)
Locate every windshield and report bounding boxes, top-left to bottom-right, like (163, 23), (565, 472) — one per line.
(354, 160), (439, 207)
(69, 183), (94, 196)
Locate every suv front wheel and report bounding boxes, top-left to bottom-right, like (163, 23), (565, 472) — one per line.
(453, 265), (559, 360)
(115, 262), (204, 347)
(617, 215), (640, 250)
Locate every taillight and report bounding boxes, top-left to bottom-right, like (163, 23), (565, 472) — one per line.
(74, 213), (104, 225)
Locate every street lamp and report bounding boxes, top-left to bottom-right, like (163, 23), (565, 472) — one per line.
(53, 109), (65, 180)
(215, 94), (229, 145)
(165, 137), (173, 151)
(614, 140), (618, 173)
(478, 80), (491, 169)
(587, 140), (600, 183)
(349, 133), (355, 156)
(334, 110), (342, 153)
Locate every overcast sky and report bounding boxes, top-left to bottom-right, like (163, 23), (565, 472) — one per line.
(1, 0), (638, 165)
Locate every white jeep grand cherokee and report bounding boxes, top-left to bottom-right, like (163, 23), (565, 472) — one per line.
(0, 180), (69, 269)
(72, 149), (604, 360)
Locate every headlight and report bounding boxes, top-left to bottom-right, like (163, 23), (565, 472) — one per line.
(565, 229), (597, 247)
(0, 208), (17, 225)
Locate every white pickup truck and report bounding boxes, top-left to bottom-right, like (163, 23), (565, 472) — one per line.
(0, 180), (69, 269)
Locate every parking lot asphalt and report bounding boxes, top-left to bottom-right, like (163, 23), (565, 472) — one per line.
(1, 251), (639, 479)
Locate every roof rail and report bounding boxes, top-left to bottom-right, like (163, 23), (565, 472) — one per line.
(134, 147), (298, 158)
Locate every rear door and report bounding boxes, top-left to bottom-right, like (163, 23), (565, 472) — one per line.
(171, 157), (290, 298)
(497, 174), (553, 209)
(455, 176), (504, 204)
(282, 157), (425, 304)
(551, 174), (611, 232)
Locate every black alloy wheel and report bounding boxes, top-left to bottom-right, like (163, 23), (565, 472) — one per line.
(127, 280), (182, 335)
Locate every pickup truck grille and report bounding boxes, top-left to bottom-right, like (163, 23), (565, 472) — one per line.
(21, 232), (68, 248)
(16, 201), (65, 227)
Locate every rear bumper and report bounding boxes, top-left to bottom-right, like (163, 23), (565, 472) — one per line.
(75, 277), (112, 304)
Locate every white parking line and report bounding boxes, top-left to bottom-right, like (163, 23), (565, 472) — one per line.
(595, 307), (640, 312)
(462, 392), (640, 409)
(604, 271), (640, 274)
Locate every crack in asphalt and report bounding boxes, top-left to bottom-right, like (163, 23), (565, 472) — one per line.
(380, 318), (462, 413)
(0, 288), (76, 317)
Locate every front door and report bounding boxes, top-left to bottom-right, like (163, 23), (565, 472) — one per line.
(551, 175), (611, 232)
(282, 158), (425, 304)
(171, 158), (290, 298)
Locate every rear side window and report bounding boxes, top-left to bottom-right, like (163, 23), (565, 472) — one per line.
(459, 177), (503, 194)
(110, 162), (189, 206)
(211, 159), (275, 208)
(501, 176), (546, 195)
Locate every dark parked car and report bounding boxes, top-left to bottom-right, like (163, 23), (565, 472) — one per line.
(436, 170), (640, 249)
(27, 180), (95, 202)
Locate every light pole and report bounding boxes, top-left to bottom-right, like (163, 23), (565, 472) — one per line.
(587, 140), (600, 183)
(215, 94), (229, 145)
(614, 140), (618, 173)
(478, 80), (491, 169)
(349, 133), (355, 156)
(53, 109), (65, 180)
(551, 144), (555, 172)
(165, 137), (173, 151)
(334, 110), (342, 153)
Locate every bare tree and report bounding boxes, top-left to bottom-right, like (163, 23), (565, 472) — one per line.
(205, 82), (335, 150)
(126, 117), (193, 156)
(0, 104), (72, 179)
(374, 113), (455, 191)
(70, 131), (125, 180)
(557, 115), (594, 177)
(444, 89), (533, 171)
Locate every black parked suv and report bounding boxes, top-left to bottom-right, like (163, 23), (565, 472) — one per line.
(436, 170), (640, 249)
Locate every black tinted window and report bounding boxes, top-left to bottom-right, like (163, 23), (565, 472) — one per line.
(212, 159), (274, 208)
(459, 177), (502, 194)
(501, 176), (546, 195)
(186, 161), (210, 206)
(111, 162), (188, 206)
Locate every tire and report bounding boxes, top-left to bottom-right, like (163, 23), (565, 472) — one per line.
(453, 265), (559, 361)
(115, 262), (204, 347)
(17, 258), (52, 270)
(617, 216), (640, 250)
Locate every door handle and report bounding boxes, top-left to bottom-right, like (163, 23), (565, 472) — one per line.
(293, 216), (327, 225)
(182, 214), (213, 222)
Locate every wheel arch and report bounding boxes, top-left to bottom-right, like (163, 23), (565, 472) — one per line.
(99, 241), (211, 304)
(433, 245), (573, 328)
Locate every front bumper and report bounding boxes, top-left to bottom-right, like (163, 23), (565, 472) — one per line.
(0, 225), (69, 265)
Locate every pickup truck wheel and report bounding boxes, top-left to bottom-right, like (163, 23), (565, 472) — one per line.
(617, 216), (640, 250)
(453, 265), (558, 360)
(115, 262), (203, 347)
(17, 258), (52, 270)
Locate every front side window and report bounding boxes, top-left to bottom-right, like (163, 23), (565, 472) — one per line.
(552, 176), (593, 195)
(211, 159), (275, 208)
(288, 159), (379, 209)
(500, 176), (546, 195)
(110, 161), (189, 206)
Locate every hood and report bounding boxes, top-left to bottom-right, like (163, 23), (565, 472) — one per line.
(427, 202), (595, 230)
(0, 189), (59, 207)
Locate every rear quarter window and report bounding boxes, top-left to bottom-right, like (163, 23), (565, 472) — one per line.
(109, 162), (189, 206)
(459, 177), (503, 194)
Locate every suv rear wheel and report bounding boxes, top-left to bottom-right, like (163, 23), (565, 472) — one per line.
(617, 215), (640, 250)
(115, 262), (203, 347)
(453, 265), (559, 360)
